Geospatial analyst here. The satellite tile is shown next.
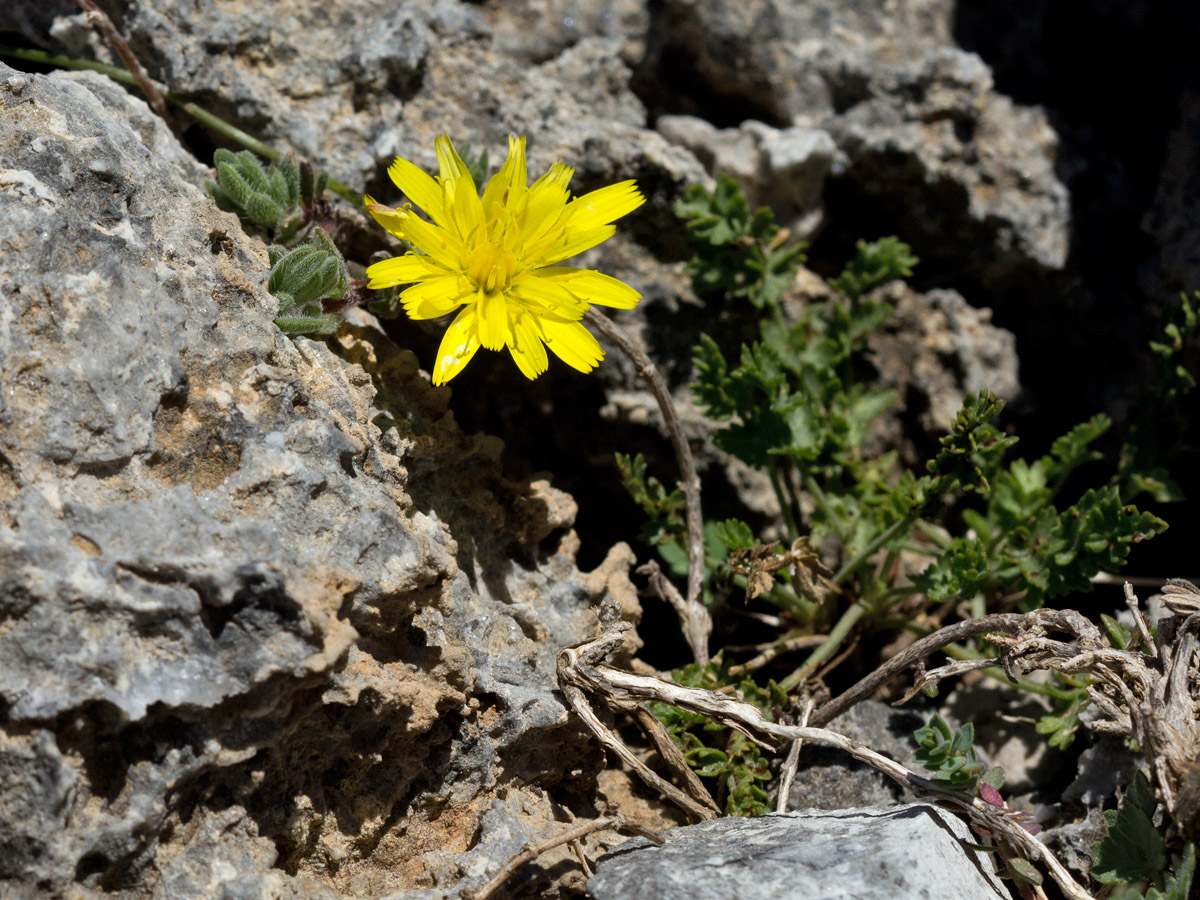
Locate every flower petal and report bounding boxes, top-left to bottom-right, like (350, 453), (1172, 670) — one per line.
(432, 305), (481, 385)
(366, 253), (444, 289)
(509, 275), (588, 321)
(435, 135), (476, 186)
(364, 196), (408, 240)
(399, 276), (472, 319)
(482, 135), (527, 217)
(540, 224), (617, 264)
(387, 157), (448, 227)
(507, 311), (549, 380)
(476, 288), (510, 351)
(396, 213), (467, 272)
(535, 267), (641, 309)
(449, 172), (486, 239)
(521, 162), (573, 239)
(540, 319), (604, 373)
(565, 181), (645, 231)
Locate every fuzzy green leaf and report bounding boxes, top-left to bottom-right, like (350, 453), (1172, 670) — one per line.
(244, 191), (286, 228)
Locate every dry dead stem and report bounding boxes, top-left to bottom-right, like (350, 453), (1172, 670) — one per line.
(554, 581), (1200, 900)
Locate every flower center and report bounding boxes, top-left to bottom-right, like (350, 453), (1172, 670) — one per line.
(466, 240), (518, 294)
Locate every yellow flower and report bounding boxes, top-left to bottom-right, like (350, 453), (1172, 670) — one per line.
(365, 135), (645, 384)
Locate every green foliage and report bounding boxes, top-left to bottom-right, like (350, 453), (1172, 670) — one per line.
(909, 537), (989, 604)
(913, 714), (986, 791)
(650, 663), (787, 816)
(614, 452), (686, 547)
(1033, 672), (1091, 749)
(620, 175), (1167, 774)
(1119, 292), (1199, 503)
(828, 236), (919, 301)
(1092, 772), (1168, 889)
(676, 173), (808, 308)
(268, 228), (348, 335)
(207, 151), (328, 244)
(926, 391), (1019, 497)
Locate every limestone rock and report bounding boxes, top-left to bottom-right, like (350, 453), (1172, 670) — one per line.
(0, 60), (633, 900)
(640, 0), (1070, 280)
(657, 115), (838, 239)
(780, 701), (923, 812)
(589, 804), (1010, 900)
(865, 281), (1021, 438)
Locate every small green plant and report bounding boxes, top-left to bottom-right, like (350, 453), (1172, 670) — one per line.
(828, 236), (919, 302)
(268, 228), (349, 335)
(1118, 291), (1199, 503)
(207, 149), (328, 243)
(913, 714), (986, 790)
(615, 452), (686, 549)
(1091, 771), (1196, 899)
(676, 172), (809, 309)
(649, 663), (787, 816)
(626, 175), (1168, 700)
(207, 149), (358, 336)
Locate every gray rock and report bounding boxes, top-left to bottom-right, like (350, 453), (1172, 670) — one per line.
(588, 804), (1010, 900)
(0, 60), (637, 900)
(641, 0), (1069, 280)
(866, 281), (1021, 439)
(657, 115), (838, 238)
(825, 48), (1070, 276)
(781, 700), (923, 812)
(476, 0), (649, 64)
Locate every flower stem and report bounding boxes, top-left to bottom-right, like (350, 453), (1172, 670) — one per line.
(585, 309), (710, 664)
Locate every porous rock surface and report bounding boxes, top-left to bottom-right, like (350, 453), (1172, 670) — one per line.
(641, 0), (1071, 281)
(588, 804), (1011, 900)
(0, 61), (643, 900)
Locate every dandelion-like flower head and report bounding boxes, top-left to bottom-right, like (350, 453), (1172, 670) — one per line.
(365, 135), (645, 384)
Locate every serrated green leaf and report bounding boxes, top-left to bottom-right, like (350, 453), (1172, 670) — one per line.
(714, 519), (756, 552)
(1091, 771), (1166, 884)
(829, 236), (919, 301)
(911, 537), (989, 604)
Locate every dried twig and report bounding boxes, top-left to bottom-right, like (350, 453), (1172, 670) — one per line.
(1123, 581), (1156, 657)
(69, 0), (171, 124)
(809, 609), (1101, 726)
(775, 697), (813, 813)
(558, 604), (1097, 900)
(726, 631), (827, 676)
(632, 705), (720, 815)
(557, 606), (718, 822)
(462, 814), (631, 900)
(586, 309), (710, 664)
